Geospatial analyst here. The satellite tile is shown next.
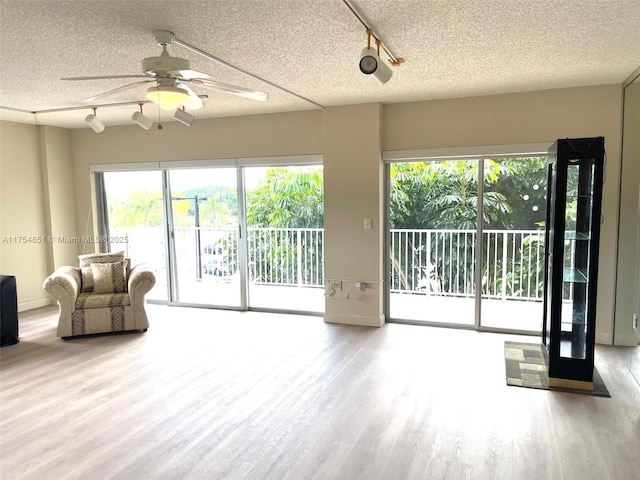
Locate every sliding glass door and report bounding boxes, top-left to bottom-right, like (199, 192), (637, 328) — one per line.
(102, 170), (167, 301)
(388, 160), (477, 325)
(480, 157), (547, 331)
(98, 159), (324, 314)
(244, 165), (324, 312)
(387, 154), (548, 333)
(167, 168), (242, 307)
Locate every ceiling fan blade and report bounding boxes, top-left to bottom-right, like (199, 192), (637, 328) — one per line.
(177, 84), (204, 110)
(189, 79), (268, 101)
(83, 80), (155, 103)
(169, 69), (210, 80)
(62, 75), (149, 81)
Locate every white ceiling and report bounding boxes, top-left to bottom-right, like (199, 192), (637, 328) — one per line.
(1, 0), (639, 129)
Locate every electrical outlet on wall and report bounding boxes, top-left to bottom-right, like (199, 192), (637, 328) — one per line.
(327, 279), (342, 291)
(633, 314), (638, 331)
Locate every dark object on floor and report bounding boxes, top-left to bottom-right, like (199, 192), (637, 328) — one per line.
(504, 341), (609, 397)
(1, 275), (19, 347)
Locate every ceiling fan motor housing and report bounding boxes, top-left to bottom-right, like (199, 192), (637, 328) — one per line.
(142, 55), (190, 76)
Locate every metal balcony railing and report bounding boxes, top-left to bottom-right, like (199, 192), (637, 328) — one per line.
(389, 229), (545, 301)
(110, 227), (545, 301)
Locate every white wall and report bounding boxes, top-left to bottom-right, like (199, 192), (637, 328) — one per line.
(0, 122), (51, 310)
(0, 122), (79, 311)
(322, 104), (385, 326)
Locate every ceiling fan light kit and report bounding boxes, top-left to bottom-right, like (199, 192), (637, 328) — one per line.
(146, 84), (190, 111)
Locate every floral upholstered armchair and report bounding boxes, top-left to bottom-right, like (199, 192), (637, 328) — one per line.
(43, 251), (156, 339)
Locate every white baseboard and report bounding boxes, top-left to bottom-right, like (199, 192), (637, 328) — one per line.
(18, 298), (53, 312)
(324, 313), (385, 327)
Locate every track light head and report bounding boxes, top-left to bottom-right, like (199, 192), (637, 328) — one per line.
(85, 108), (105, 133)
(132, 105), (153, 130)
(174, 107), (195, 127)
(359, 47), (378, 74)
(359, 47), (392, 85)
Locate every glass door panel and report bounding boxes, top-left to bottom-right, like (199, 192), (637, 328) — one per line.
(103, 171), (167, 301)
(168, 168), (241, 307)
(480, 157), (548, 331)
(388, 160), (476, 325)
(244, 165), (325, 313)
(560, 159), (595, 358)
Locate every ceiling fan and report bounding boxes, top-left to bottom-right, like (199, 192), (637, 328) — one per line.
(61, 30), (269, 111)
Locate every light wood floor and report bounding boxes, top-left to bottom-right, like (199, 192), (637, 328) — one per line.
(1, 305), (639, 480)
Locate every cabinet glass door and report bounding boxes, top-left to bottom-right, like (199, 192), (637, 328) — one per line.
(560, 159), (595, 359)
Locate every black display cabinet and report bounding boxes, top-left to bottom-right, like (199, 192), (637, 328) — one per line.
(542, 137), (604, 390)
(1, 275), (19, 347)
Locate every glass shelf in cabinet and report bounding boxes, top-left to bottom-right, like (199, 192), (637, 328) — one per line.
(564, 231), (590, 240)
(562, 267), (588, 283)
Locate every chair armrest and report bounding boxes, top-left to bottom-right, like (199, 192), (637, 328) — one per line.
(128, 264), (156, 300)
(127, 264), (156, 330)
(43, 266), (81, 313)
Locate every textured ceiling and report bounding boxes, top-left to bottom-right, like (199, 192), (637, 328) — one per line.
(1, 0), (639, 129)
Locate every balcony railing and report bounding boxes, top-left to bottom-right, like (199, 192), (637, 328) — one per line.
(390, 229), (545, 301)
(110, 227), (545, 301)
(247, 227), (324, 287)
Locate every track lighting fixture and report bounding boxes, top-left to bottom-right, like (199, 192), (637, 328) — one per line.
(33, 97), (206, 130)
(359, 30), (393, 85)
(342, 0), (404, 85)
(85, 107), (105, 133)
(132, 103), (153, 130)
(174, 107), (195, 127)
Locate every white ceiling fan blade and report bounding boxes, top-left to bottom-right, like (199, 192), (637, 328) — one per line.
(62, 75), (150, 81)
(177, 84), (204, 110)
(83, 80), (155, 103)
(190, 79), (268, 101)
(169, 69), (210, 80)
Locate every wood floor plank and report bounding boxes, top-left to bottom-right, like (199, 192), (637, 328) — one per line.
(1, 304), (639, 480)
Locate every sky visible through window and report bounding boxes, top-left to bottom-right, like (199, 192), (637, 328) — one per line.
(104, 166), (317, 200)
